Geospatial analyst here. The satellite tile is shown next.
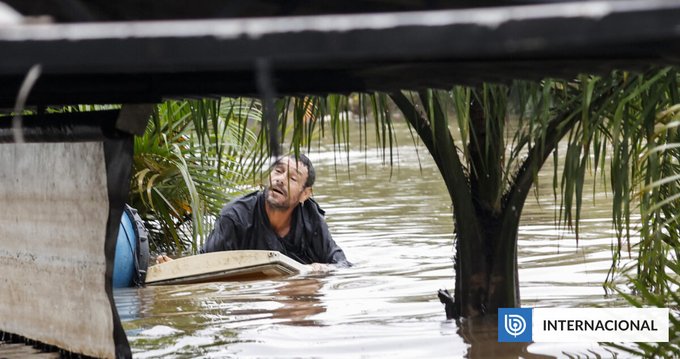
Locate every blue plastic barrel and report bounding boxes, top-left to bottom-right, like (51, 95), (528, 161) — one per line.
(113, 210), (137, 288)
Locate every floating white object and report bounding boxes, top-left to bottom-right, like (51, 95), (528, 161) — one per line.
(145, 250), (308, 285)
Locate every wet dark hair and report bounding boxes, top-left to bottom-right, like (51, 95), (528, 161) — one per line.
(274, 153), (316, 188)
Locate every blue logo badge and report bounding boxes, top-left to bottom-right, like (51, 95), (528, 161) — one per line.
(498, 308), (532, 342)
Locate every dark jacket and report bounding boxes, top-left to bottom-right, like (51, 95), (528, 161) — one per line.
(202, 191), (350, 266)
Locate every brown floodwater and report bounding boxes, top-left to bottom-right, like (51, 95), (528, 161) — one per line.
(116, 124), (638, 358)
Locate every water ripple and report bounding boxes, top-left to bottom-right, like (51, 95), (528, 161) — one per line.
(117, 126), (635, 358)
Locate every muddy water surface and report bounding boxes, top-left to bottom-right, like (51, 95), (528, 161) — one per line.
(116, 125), (635, 358)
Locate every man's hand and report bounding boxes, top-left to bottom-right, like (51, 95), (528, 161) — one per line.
(308, 263), (332, 272)
(156, 254), (173, 264)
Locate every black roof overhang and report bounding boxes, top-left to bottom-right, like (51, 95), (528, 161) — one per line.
(1, 0), (680, 107)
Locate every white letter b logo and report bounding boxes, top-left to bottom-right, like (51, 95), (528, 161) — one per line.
(504, 314), (526, 337)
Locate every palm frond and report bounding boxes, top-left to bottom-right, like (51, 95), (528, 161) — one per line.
(129, 98), (261, 254)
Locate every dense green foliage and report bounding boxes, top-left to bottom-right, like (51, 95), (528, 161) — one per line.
(608, 99), (680, 355)
(129, 98), (264, 254)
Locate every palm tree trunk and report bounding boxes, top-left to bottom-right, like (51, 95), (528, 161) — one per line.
(450, 92), (519, 317)
(390, 89), (585, 318)
(392, 91), (516, 317)
(453, 205), (521, 317)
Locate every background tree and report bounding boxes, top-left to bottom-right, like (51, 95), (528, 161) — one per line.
(396, 69), (679, 317)
(143, 68), (679, 320)
(264, 68), (679, 318)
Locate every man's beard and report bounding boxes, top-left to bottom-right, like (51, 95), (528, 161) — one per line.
(265, 188), (291, 210)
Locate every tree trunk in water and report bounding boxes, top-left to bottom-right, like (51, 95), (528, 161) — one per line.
(452, 206), (521, 318)
(390, 87), (590, 319)
(389, 90), (561, 319)
(449, 93), (520, 317)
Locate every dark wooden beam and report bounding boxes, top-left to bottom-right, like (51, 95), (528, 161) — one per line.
(0, 108), (151, 141)
(3, 0), (552, 22)
(0, 1), (679, 106)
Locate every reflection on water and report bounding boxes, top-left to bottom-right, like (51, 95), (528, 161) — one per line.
(117, 124), (635, 358)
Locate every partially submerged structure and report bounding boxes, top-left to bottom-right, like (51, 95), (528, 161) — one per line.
(1, 1), (680, 357)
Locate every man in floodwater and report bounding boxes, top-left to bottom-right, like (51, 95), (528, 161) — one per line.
(158, 154), (350, 271)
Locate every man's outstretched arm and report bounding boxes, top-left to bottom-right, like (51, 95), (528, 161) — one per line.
(314, 222), (351, 270)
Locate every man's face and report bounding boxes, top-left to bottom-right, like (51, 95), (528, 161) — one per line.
(265, 156), (311, 210)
